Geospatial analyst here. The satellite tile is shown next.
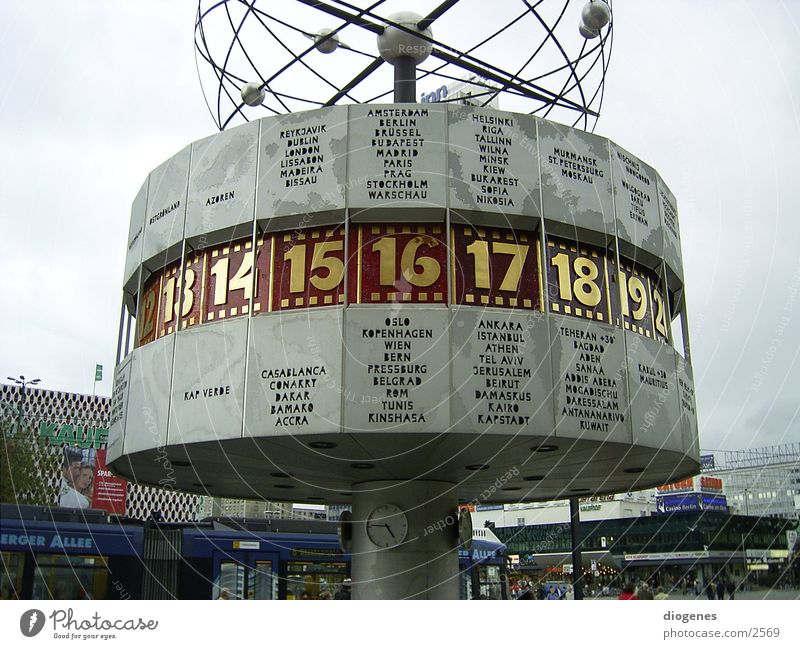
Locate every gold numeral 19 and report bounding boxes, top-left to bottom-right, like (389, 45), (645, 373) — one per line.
(284, 241), (344, 293)
(550, 253), (602, 307)
(372, 235), (440, 287)
(466, 240), (529, 292)
(619, 270), (648, 320)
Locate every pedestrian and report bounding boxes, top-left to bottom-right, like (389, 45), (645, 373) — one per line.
(636, 583), (654, 600)
(334, 578), (352, 600)
(618, 583), (637, 600)
(715, 579), (725, 601)
(654, 586), (669, 600)
(726, 580), (736, 600)
(705, 580), (715, 600)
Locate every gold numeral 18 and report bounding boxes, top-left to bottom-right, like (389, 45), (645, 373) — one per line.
(550, 253), (602, 307)
(466, 240), (529, 292)
(284, 241), (344, 293)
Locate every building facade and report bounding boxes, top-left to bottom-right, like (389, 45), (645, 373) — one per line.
(702, 444), (800, 520)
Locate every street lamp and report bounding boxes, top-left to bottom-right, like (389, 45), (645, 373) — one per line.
(6, 375), (41, 432)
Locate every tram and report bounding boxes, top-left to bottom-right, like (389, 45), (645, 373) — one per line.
(0, 505), (507, 600)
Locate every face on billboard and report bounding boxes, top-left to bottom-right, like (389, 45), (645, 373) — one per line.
(63, 459), (82, 486)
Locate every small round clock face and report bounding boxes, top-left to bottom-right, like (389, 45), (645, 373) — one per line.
(366, 503), (409, 549)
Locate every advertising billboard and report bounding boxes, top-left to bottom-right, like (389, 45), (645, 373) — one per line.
(42, 422), (127, 515)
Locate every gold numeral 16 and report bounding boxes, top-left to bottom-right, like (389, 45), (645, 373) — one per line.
(284, 241), (344, 293)
(550, 253), (602, 307)
(372, 235), (440, 287)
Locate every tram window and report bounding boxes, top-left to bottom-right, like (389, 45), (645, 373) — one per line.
(479, 565), (503, 600)
(285, 561), (347, 600)
(215, 560), (276, 600)
(250, 561), (276, 600)
(214, 562), (244, 599)
(32, 555), (109, 600)
(1, 552), (25, 599)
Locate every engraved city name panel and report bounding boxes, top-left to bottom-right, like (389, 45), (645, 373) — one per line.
(186, 120), (259, 242)
(257, 106), (348, 227)
(609, 142), (662, 260)
(142, 145), (191, 265)
(450, 307), (553, 435)
(625, 332), (681, 452)
(536, 120), (615, 243)
(107, 354), (133, 465)
(168, 318), (248, 445)
(550, 315), (631, 444)
(447, 105), (540, 222)
(343, 307), (450, 432)
(348, 104), (447, 221)
(124, 179), (148, 292)
(245, 309), (344, 436)
(657, 173), (684, 289)
(123, 335), (175, 455)
(676, 354), (699, 460)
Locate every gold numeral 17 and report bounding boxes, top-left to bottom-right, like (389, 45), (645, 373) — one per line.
(466, 240), (529, 291)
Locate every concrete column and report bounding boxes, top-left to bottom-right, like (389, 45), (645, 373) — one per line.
(351, 480), (459, 599)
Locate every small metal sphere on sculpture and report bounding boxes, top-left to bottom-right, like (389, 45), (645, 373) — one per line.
(579, 21), (599, 39)
(314, 28), (340, 54)
(376, 11), (432, 64)
(581, 1), (612, 31)
(240, 82), (265, 107)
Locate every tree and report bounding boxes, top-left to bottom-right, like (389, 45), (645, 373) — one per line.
(0, 415), (59, 506)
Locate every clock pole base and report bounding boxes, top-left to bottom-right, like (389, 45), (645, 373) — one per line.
(351, 480), (459, 600)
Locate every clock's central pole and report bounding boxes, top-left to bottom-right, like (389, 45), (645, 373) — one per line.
(351, 480), (459, 599)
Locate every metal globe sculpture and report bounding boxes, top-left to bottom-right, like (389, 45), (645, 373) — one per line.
(194, 0), (614, 131)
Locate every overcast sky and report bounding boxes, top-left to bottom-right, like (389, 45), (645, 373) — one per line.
(1, 1), (798, 454)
